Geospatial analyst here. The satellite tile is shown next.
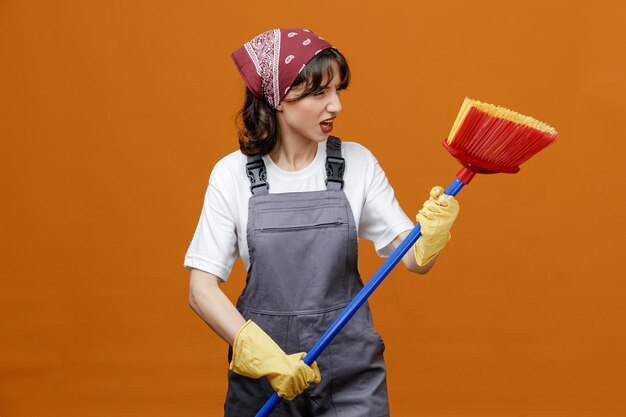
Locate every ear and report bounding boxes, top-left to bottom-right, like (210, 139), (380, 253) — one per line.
(275, 102), (283, 111)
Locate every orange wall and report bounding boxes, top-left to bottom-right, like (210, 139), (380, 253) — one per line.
(1, 1), (625, 416)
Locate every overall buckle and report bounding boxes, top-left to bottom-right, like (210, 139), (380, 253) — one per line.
(246, 160), (268, 193)
(325, 156), (345, 189)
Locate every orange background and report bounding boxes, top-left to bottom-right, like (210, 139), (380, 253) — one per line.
(1, 1), (625, 416)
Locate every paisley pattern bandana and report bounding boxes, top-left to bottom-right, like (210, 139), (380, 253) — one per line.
(231, 28), (335, 108)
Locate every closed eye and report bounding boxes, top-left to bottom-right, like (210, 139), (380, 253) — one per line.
(314, 87), (344, 97)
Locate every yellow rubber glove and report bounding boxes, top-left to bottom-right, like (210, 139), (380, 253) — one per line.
(229, 320), (321, 400)
(414, 186), (460, 266)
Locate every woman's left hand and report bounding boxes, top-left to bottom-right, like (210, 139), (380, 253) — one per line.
(414, 186), (460, 266)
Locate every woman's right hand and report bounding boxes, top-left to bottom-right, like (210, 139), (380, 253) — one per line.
(229, 320), (321, 400)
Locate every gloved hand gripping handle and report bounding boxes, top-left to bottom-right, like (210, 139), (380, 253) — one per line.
(254, 177), (467, 417)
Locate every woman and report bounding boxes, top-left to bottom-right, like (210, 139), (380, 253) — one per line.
(185, 28), (459, 416)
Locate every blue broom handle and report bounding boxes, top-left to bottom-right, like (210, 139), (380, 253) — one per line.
(255, 178), (466, 417)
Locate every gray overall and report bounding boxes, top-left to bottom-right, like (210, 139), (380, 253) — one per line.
(225, 137), (389, 417)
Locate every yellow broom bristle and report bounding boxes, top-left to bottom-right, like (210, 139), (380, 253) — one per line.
(447, 97), (558, 144)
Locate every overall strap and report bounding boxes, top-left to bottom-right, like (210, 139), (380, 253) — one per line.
(246, 154), (269, 195)
(325, 136), (345, 190)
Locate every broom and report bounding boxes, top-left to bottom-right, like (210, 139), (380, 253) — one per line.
(254, 97), (558, 417)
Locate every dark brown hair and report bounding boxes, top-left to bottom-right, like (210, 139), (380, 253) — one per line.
(237, 48), (351, 156)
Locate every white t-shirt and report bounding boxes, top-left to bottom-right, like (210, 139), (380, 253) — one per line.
(184, 140), (415, 282)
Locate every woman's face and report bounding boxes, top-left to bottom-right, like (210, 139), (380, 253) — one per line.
(276, 61), (343, 144)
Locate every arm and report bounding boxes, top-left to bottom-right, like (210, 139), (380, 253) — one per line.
(188, 268), (246, 346)
(187, 268), (320, 399)
(391, 229), (438, 275)
(392, 186), (460, 275)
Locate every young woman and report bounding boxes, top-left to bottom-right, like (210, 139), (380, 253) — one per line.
(184, 28), (460, 416)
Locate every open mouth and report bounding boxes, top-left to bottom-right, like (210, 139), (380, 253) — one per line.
(320, 118), (334, 133)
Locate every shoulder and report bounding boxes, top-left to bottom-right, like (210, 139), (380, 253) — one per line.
(340, 140), (374, 158)
(339, 140), (378, 167)
(337, 140), (382, 192)
(209, 149), (248, 188)
(204, 149), (250, 211)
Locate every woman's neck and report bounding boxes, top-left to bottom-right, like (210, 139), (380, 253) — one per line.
(268, 137), (319, 172)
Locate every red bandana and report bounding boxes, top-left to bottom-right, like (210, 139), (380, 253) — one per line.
(231, 28), (335, 108)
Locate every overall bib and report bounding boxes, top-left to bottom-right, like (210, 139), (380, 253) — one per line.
(225, 137), (389, 417)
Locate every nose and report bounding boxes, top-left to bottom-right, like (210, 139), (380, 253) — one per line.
(326, 90), (342, 114)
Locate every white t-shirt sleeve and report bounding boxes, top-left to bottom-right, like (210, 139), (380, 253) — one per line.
(184, 160), (239, 282)
(358, 148), (415, 257)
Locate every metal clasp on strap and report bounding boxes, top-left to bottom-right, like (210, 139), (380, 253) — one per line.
(246, 160), (268, 194)
(325, 156), (345, 189)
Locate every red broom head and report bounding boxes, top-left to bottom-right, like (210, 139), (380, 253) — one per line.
(442, 97), (558, 183)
